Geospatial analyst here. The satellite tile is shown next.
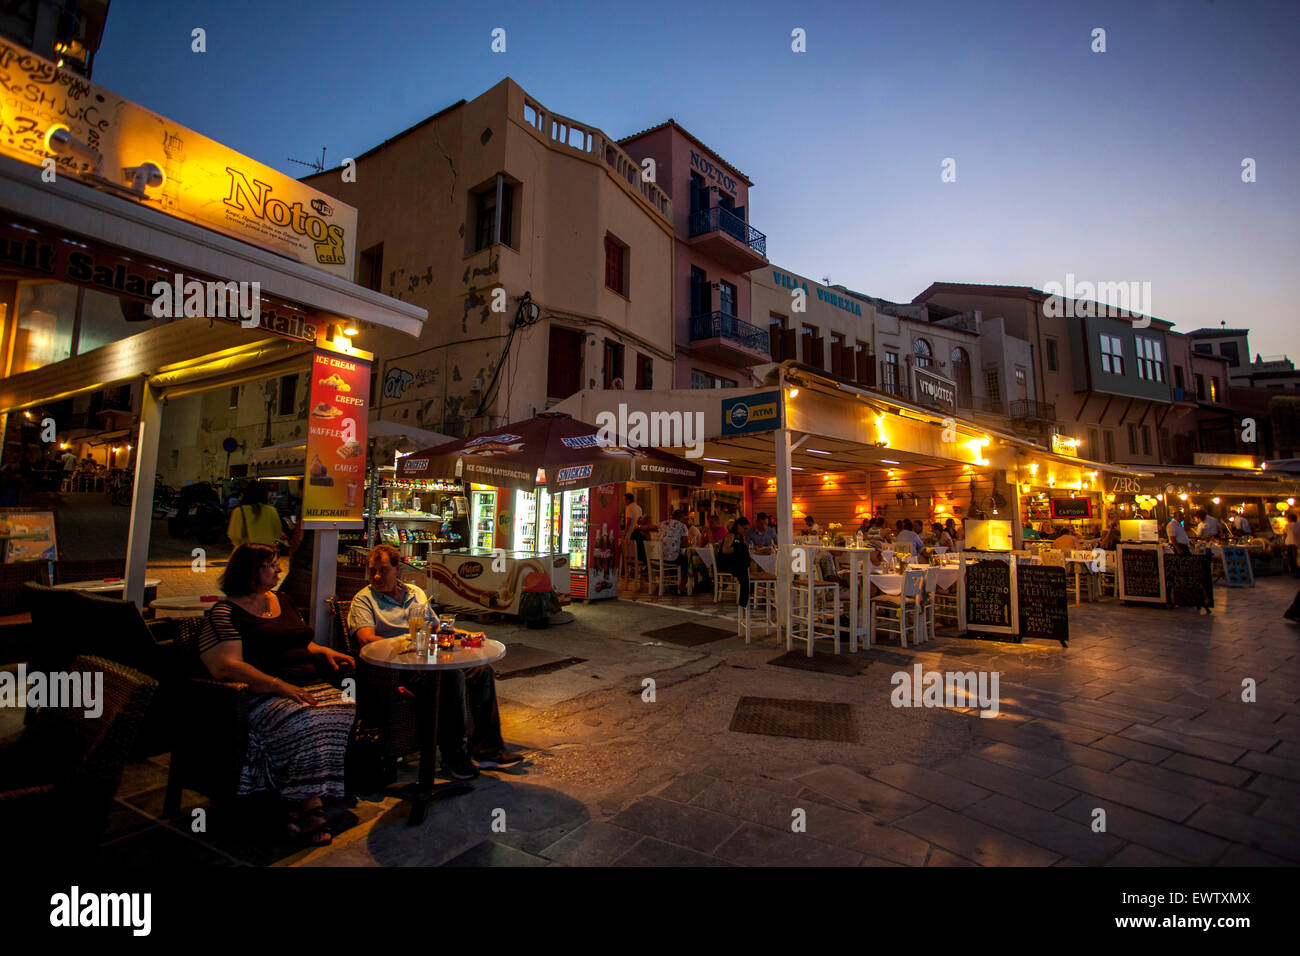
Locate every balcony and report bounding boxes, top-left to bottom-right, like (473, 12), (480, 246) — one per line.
(1009, 400), (1057, 422)
(687, 207), (768, 272)
(688, 312), (771, 366)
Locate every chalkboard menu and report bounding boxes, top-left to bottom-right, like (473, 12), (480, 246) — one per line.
(1050, 497), (1093, 519)
(966, 559), (1013, 631)
(1118, 545), (1164, 603)
(1017, 564), (1070, 642)
(1164, 553), (1214, 609)
(1222, 546), (1255, 588)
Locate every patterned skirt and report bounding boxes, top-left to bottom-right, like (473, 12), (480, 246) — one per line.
(239, 683), (354, 801)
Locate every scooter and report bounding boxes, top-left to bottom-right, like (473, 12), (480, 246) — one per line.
(167, 482), (227, 544)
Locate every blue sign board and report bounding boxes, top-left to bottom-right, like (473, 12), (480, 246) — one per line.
(722, 390), (783, 436)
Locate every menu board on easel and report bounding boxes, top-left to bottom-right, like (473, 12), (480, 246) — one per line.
(1017, 564), (1070, 642)
(1117, 545), (1165, 603)
(1222, 546), (1255, 588)
(964, 555), (1017, 635)
(1165, 553), (1214, 608)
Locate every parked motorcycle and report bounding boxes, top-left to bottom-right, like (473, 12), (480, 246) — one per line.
(167, 482), (226, 544)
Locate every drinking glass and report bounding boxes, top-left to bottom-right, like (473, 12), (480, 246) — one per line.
(406, 605), (423, 642)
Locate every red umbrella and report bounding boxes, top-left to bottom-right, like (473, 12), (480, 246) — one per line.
(395, 413), (703, 493)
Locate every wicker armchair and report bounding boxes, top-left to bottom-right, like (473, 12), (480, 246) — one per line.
(0, 655), (158, 856)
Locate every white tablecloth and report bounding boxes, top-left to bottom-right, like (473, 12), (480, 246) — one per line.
(868, 568), (961, 595)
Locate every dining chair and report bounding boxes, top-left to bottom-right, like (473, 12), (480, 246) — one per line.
(871, 568), (925, 648)
(738, 578), (778, 644)
(789, 564), (841, 657)
(932, 566), (960, 627)
(644, 539), (681, 597)
(712, 544), (740, 604)
(917, 567), (941, 643)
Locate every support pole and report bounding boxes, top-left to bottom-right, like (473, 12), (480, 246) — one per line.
(1007, 474), (1023, 549)
(775, 418), (796, 641)
(311, 529), (339, 642)
(124, 383), (162, 609)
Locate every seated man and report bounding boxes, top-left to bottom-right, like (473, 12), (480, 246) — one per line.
(348, 545), (523, 778)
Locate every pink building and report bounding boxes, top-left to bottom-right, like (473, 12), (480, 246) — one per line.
(618, 121), (768, 388)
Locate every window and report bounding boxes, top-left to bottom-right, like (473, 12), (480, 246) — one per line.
(882, 351), (900, 392)
(635, 354), (653, 390)
(718, 280), (737, 317)
(1219, 341), (1240, 367)
(1100, 334), (1124, 375)
(603, 339), (625, 389)
(1194, 373), (1206, 400)
(690, 266), (710, 315)
(802, 324), (821, 367)
(604, 235), (627, 296)
(1193, 343), (1212, 355)
(985, 368), (1000, 402)
(1045, 338), (1059, 372)
(229, 386), (239, 409)
(1014, 366), (1027, 399)
(358, 243), (384, 292)
(913, 338), (932, 369)
(1127, 422), (1138, 455)
(14, 282), (76, 373)
(278, 374), (298, 416)
(691, 369), (737, 389)
(1158, 428), (1172, 461)
(471, 179), (515, 252)
(1141, 425), (1152, 456)
(1209, 377), (1219, 402)
(770, 313), (789, 361)
(951, 347), (972, 406)
(1088, 428), (1100, 458)
(1104, 430), (1115, 463)
(1136, 337), (1164, 381)
(1174, 365), (1185, 390)
(546, 326), (583, 399)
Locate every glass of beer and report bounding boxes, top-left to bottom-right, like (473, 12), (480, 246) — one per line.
(407, 605), (423, 642)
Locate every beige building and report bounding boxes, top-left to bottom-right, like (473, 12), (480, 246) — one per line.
(296, 78), (676, 437)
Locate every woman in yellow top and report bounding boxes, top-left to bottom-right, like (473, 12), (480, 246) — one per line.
(228, 481), (287, 549)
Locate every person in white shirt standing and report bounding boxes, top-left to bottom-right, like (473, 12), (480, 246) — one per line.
(1197, 509), (1222, 540)
(1165, 511), (1192, 555)
(658, 509), (690, 595)
(622, 492), (643, 569)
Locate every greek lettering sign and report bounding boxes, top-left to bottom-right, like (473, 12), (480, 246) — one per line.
(912, 367), (957, 414)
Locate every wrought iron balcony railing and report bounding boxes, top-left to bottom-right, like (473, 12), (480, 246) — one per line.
(688, 206), (767, 258)
(688, 312), (770, 355)
(1009, 399), (1057, 421)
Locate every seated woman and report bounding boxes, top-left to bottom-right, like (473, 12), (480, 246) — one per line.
(197, 543), (355, 846)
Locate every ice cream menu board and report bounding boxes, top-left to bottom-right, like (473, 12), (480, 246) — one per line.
(964, 557), (1015, 634)
(1118, 545), (1165, 603)
(303, 350), (370, 528)
(1222, 546), (1255, 588)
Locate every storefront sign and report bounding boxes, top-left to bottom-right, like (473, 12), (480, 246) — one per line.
(722, 390), (783, 436)
(0, 509), (57, 562)
(0, 216), (322, 343)
(690, 150), (737, 194)
(912, 367), (957, 414)
(1050, 497), (1093, 519)
(1051, 434), (1081, 457)
(302, 350), (370, 527)
(0, 40), (357, 278)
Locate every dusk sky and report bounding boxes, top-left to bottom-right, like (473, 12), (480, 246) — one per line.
(97, 0), (1299, 357)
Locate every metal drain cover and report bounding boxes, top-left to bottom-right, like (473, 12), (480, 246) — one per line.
(728, 696), (859, 743)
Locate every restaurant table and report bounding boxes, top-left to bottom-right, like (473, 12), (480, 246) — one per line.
(1062, 557), (1100, 604)
(750, 552), (778, 576)
(360, 635), (506, 826)
(54, 577), (161, 593)
(150, 593), (224, 618)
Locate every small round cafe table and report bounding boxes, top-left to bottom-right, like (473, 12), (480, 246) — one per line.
(360, 636), (506, 826)
(150, 593), (224, 618)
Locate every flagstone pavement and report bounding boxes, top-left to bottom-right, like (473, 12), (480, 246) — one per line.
(8, 517), (1297, 865)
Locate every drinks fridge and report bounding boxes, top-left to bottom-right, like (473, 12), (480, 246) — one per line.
(470, 486), (497, 551)
(512, 488), (559, 553)
(561, 483), (621, 600)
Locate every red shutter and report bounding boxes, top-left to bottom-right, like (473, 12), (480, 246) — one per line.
(809, 337), (825, 370)
(769, 325), (782, 360)
(780, 329), (796, 361)
(857, 349), (875, 386)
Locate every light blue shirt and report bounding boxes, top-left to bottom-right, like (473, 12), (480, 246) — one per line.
(347, 582), (429, 639)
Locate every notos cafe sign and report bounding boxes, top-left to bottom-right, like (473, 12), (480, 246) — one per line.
(0, 39), (357, 279)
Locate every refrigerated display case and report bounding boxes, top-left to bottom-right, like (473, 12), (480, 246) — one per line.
(470, 487), (497, 551)
(513, 488), (559, 553)
(561, 483), (621, 599)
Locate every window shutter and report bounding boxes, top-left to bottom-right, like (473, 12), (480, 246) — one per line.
(780, 329), (796, 361)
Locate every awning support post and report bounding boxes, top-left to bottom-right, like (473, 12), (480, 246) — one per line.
(1008, 477), (1023, 549)
(124, 383), (162, 609)
(311, 530), (338, 643)
(775, 370), (796, 641)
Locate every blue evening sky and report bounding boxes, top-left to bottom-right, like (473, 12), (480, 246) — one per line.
(96, 0), (1299, 357)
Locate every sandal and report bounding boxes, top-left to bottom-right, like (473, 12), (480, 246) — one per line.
(287, 805), (332, 846)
